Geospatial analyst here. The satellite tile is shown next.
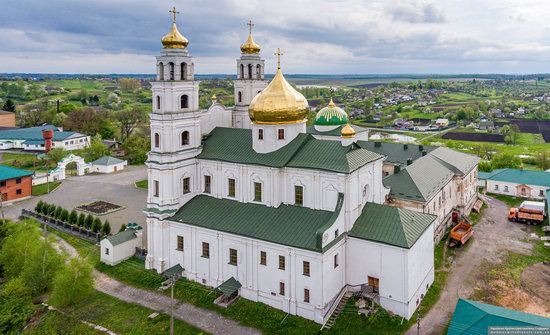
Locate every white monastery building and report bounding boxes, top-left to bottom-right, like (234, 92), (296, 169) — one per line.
(145, 10), (478, 324)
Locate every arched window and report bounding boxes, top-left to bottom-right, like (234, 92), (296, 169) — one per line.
(256, 64), (261, 78)
(158, 62), (164, 80)
(154, 133), (160, 148)
(248, 64), (253, 79)
(156, 96), (161, 110)
(181, 131), (189, 145)
(238, 91), (242, 103)
(180, 62), (186, 80)
(240, 64), (244, 79)
(181, 95), (189, 109)
(169, 62), (175, 80)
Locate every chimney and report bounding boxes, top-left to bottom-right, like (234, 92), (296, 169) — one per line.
(394, 164), (401, 174)
(422, 151), (427, 156)
(418, 144), (424, 151)
(406, 158), (413, 166)
(374, 141), (382, 147)
(42, 129), (54, 154)
(403, 144), (408, 150)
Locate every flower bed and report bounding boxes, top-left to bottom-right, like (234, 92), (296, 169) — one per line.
(76, 200), (124, 215)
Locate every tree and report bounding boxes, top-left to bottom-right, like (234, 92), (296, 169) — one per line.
(41, 203), (50, 215)
(47, 148), (68, 164)
(101, 220), (111, 235)
(69, 210), (78, 225)
(0, 277), (33, 334)
(84, 214), (94, 229)
(48, 204), (56, 217)
(535, 150), (550, 170)
(91, 217), (102, 233)
(54, 205), (63, 219)
(60, 209), (69, 222)
(17, 100), (51, 127)
(77, 213), (86, 227)
(122, 134), (150, 164)
(49, 257), (93, 307)
(116, 107), (147, 141)
(119, 78), (141, 91)
(63, 107), (110, 136)
(2, 99), (16, 113)
(491, 153), (521, 169)
(81, 134), (109, 162)
(119, 224), (126, 232)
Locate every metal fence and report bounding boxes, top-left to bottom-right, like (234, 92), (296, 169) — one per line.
(21, 209), (101, 243)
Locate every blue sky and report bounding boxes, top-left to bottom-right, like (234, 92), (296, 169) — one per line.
(2, 0), (550, 74)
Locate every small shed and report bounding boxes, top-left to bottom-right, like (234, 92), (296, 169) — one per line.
(214, 277), (242, 308)
(91, 156), (127, 174)
(100, 229), (141, 266)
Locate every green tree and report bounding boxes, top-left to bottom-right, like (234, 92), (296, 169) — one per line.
(535, 150), (550, 170)
(122, 134), (149, 164)
(119, 224), (126, 232)
(69, 210), (78, 225)
(116, 107), (147, 141)
(91, 217), (102, 233)
(84, 214), (94, 229)
(82, 134), (109, 162)
(0, 277), (33, 334)
(47, 148), (68, 163)
(60, 209), (69, 222)
(49, 257), (93, 307)
(40, 203), (50, 215)
(48, 204), (56, 217)
(77, 213), (86, 227)
(54, 205), (63, 219)
(2, 99), (16, 113)
(101, 220), (111, 235)
(491, 153), (521, 169)
(35, 200), (44, 213)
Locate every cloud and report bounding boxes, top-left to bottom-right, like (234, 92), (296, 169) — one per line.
(1, 0), (550, 74)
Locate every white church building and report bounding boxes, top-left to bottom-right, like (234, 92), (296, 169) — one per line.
(145, 11), (439, 324)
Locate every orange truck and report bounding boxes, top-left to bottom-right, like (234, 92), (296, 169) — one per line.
(450, 221), (474, 247)
(508, 201), (546, 225)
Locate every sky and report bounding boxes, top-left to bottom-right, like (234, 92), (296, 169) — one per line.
(2, 0), (550, 74)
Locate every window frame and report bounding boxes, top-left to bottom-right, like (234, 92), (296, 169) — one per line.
(279, 255), (286, 270)
(258, 128), (264, 140)
(294, 185), (303, 206)
(303, 261), (310, 277)
(229, 248), (238, 265)
(334, 254), (339, 268)
(304, 288), (310, 303)
(277, 128), (285, 140)
(204, 175), (212, 194)
(202, 242), (210, 258)
(253, 182), (262, 202)
(153, 180), (159, 197)
(183, 177), (190, 194)
(181, 131), (189, 146)
(260, 251), (267, 265)
(176, 235), (184, 251)
(279, 282), (285, 296)
(228, 178), (236, 197)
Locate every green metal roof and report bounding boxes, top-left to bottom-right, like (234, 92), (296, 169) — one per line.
(480, 168), (550, 188)
(357, 141), (437, 166)
(383, 148), (479, 202)
(448, 299), (550, 335)
(104, 230), (137, 246)
(216, 277), (242, 296)
(92, 156), (126, 166)
(478, 169), (506, 181)
(350, 202), (435, 248)
(306, 124), (368, 137)
(168, 194), (343, 252)
(0, 165), (33, 181)
(0, 125), (84, 142)
(162, 264), (184, 278)
(197, 127), (383, 174)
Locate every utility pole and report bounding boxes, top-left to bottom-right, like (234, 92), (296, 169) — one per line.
(170, 274), (175, 335)
(416, 300), (422, 335)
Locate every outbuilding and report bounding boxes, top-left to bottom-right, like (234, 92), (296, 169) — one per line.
(480, 168), (550, 199)
(0, 165), (33, 203)
(91, 156), (127, 174)
(100, 227), (142, 266)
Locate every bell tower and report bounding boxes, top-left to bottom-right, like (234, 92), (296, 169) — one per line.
(233, 20), (268, 129)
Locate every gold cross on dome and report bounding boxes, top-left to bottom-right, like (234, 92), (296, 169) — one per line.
(169, 7), (179, 24)
(274, 48), (283, 69)
(247, 19), (254, 34)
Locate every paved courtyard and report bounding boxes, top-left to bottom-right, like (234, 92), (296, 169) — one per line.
(3, 165), (148, 240)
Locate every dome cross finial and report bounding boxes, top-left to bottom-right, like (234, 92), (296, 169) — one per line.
(247, 19), (254, 35)
(274, 48), (283, 69)
(169, 7), (179, 24)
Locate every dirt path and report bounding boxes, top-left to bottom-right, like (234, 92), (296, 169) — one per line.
(53, 235), (260, 335)
(407, 195), (533, 335)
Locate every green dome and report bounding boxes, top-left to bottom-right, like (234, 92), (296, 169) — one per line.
(314, 99), (349, 126)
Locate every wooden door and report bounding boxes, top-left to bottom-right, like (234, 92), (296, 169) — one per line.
(368, 276), (379, 293)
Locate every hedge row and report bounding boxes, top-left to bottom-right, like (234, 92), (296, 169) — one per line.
(34, 200), (111, 235)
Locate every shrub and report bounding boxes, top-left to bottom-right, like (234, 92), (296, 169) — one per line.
(60, 209), (69, 222)
(69, 210), (78, 225)
(48, 204), (56, 217)
(35, 200), (44, 213)
(91, 218), (102, 233)
(77, 213), (86, 227)
(84, 214), (94, 229)
(101, 220), (111, 235)
(119, 224), (126, 232)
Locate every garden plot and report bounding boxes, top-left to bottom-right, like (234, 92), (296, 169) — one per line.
(76, 200), (124, 215)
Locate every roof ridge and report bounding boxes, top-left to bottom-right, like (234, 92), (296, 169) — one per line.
(282, 134), (314, 166)
(398, 168), (427, 201)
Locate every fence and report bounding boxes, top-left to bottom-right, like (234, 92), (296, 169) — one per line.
(21, 209), (101, 243)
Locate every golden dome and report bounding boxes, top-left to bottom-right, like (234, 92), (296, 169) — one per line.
(249, 67), (309, 124)
(161, 22), (189, 49)
(240, 34), (261, 54)
(211, 94), (217, 102)
(341, 123), (356, 138)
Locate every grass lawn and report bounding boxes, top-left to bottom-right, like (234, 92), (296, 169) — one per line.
(25, 290), (206, 335)
(0, 152), (53, 172)
(32, 181), (61, 196)
(135, 179), (148, 189)
(486, 193), (525, 208)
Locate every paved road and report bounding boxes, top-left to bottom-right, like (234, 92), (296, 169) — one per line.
(3, 165), (148, 240)
(407, 195), (533, 335)
(53, 234), (260, 335)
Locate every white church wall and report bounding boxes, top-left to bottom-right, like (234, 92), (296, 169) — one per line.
(252, 122), (307, 154)
(200, 104), (232, 135)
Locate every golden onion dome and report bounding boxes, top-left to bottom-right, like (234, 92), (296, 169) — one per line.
(341, 123), (356, 138)
(240, 34), (261, 54)
(161, 22), (189, 49)
(249, 67), (309, 124)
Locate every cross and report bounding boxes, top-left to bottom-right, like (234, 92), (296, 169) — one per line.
(169, 7), (179, 24)
(247, 19), (254, 35)
(274, 48), (283, 69)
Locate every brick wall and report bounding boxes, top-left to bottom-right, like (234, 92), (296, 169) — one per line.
(0, 112), (15, 127)
(0, 175), (32, 202)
